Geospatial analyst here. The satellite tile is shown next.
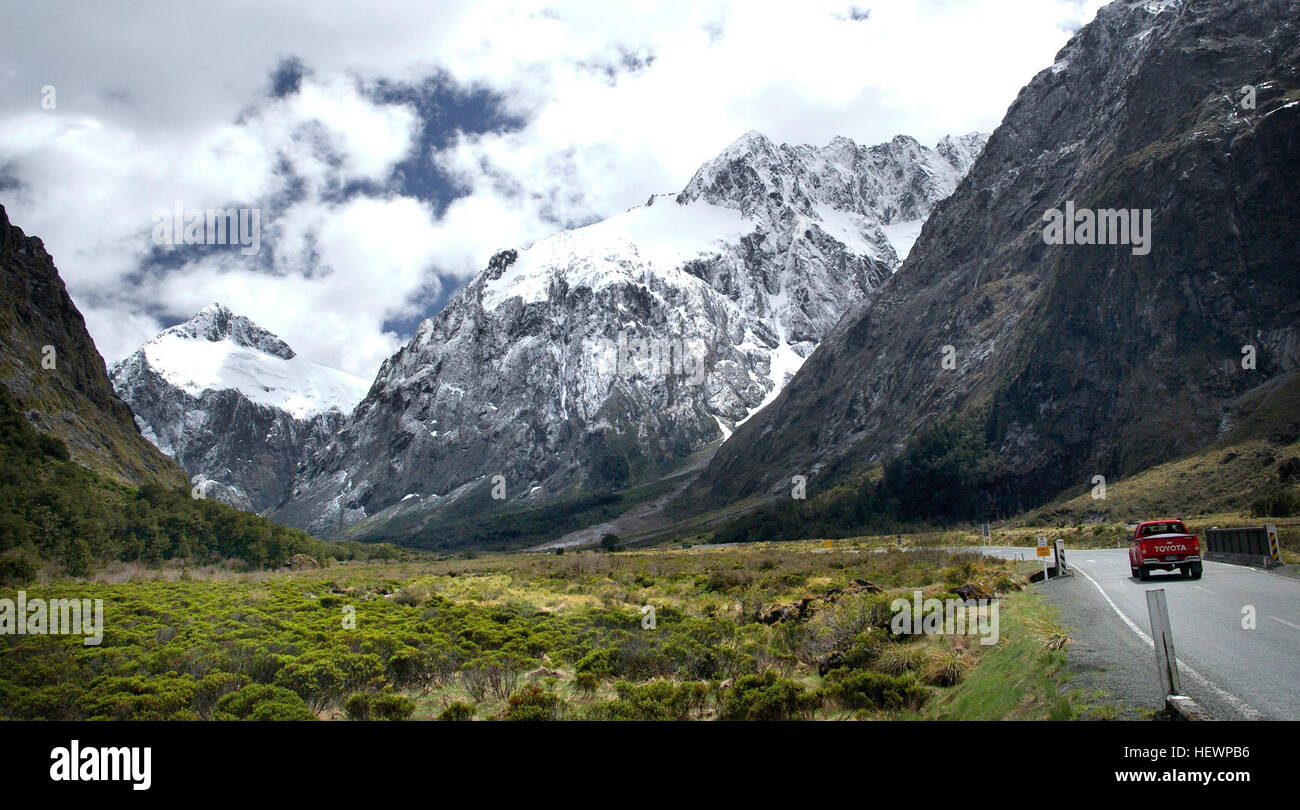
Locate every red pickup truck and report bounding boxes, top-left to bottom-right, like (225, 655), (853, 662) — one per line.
(1128, 519), (1202, 580)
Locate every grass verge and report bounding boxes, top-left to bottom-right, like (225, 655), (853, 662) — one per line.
(919, 588), (1081, 720)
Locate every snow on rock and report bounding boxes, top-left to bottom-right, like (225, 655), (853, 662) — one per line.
(275, 131), (986, 535)
(136, 308), (368, 420)
(111, 304), (368, 512)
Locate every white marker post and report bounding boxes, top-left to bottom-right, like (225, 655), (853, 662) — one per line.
(1037, 536), (1050, 580)
(1146, 588), (1181, 697)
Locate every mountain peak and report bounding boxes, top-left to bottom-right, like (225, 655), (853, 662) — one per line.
(165, 303), (296, 360)
(111, 303), (371, 511)
(934, 132), (989, 171)
(274, 121), (988, 538)
(678, 128), (988, 226)
(702, 0), (1299, 518)
(726, 129), (778, 152)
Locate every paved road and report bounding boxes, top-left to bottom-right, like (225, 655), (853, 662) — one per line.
(976, 546), (1300, 720)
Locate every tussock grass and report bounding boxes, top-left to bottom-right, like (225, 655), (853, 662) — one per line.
(920, 591), (1080, 721)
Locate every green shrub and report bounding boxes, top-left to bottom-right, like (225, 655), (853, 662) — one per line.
(1251, 486), (1300, 517)
(574, 647), (619, 678)
(499, 685), (562, 721)
(78, 675), (197, 721)
(343, 690), (414, 721)
(389, 647), (460, 688)
(345, 692), (371, 721)
(835, 628), (883, 669)
(819, 669), (929, 711)
(215, 684), (316, 721)
(459, 658), (524, 702)
(0, 549), (38, 586)
(439, 701), (476, 721)
(992, 571), (1022, 594)
(720, 671), (817, 721)
(275, 651), (384, 710)
(193, 673), (249, 720)
(585, 679), (710, 721)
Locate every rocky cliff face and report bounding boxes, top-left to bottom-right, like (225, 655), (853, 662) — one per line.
(0, 203), (185, 487)
(110, 304), (369, 512)
(703, 0), (1300, 515)
(273, 131), (985, 536)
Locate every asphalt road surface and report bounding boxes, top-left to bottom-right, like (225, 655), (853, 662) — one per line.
(976, 546), (1300, 720)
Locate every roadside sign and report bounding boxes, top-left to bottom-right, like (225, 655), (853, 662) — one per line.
(981, 523), (990, 546)
(1036, 537), (1050, 557)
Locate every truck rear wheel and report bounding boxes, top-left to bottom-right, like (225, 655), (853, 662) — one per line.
(1131, 565), (1140, 578)
(1190, 562), (1202, 579)
(1138, 567), (1150, 582)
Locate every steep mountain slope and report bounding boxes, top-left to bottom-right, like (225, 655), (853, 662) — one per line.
(0, 206), (346, 580)
(702, 0), (1300, 521)
(274, 131), (985, 537)
(1028, 371), (1300, 525)
(111, 304), (369, 512)
(0, 203), (184, 487)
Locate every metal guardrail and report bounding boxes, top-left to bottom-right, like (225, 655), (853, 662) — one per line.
(1203, 524), (1282, 568)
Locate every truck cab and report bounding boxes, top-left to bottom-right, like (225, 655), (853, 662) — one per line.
(1128, 519), (1202, 580)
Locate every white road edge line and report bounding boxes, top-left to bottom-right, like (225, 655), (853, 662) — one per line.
(1194, 585), (1216, 595)
(1070, 562), (1263, 721)
(1268, 615), (1300, 632)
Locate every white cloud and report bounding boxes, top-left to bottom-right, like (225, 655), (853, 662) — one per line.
(0, 71), (422, 374)
(0, 0), (1107, 382)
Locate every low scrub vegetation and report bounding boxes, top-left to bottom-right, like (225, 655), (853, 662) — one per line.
(0, 543), (1036, 721)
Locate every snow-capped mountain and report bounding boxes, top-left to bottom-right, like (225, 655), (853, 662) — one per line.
(272, 131), (985, 536)
(110, 304), (369, 511)
(678, 131), (987, 263)
(703, 0), (1300, 517)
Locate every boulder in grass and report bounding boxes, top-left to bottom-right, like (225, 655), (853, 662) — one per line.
(954, 582), (993, 602)
(287, 554), (320, 570)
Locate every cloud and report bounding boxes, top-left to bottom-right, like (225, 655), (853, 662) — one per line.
(0, 70), (425, 375)
(0, 0), (1108, 382)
